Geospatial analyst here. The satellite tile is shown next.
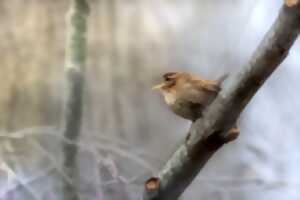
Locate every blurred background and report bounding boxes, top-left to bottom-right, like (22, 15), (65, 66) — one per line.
(0, 0), (300, 199)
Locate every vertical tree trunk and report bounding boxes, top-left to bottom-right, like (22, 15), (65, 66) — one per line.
(106, 0), (126, 139)
(62, 0), (89, 200)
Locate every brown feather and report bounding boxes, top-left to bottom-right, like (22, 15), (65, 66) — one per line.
(153, 71), (227, 121)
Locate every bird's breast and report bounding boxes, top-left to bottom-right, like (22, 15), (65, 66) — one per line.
(163, 92), (176, 105)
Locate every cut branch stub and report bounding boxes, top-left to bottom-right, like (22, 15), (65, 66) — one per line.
(144, 177), (161, 199)
(285, 0), (299, 7)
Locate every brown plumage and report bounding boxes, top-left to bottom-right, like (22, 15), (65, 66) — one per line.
(152, 71), (239, 142)
(152, 72), (227, 121)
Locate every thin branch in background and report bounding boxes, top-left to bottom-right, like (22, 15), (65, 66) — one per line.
(62, 0), (89, 200)
(4, 125), (157, 174)
(144, 2), (300, 200)
(1, 162), (41, 200)
(0, 166), (55, 199)
(29, 140), (74, 186)
(1, 126), (163, 169)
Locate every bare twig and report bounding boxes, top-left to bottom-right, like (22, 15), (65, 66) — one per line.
(62, 0), (89, 200)
(0, 166), (54, 199)
(1, 162), (42, 200)
(30, 140), (74, 186)
(144, 2), (300, 200)
(1, 126), (157, 173)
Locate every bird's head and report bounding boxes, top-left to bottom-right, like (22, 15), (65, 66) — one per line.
(152, 72), (184, 92)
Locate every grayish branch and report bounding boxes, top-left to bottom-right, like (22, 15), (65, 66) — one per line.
(144, 2), (300, 200)
(62, 0), (89, 200)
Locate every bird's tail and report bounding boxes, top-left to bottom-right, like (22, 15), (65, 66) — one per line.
(216, 74), (229, 85)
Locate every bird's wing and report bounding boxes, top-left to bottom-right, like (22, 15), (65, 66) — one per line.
(190, 73), (228, 92)
(191, 79), (221, 93)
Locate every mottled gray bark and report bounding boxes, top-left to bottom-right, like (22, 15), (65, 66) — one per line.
(144, 2), (300, 200)
(62, 0), (89, 200)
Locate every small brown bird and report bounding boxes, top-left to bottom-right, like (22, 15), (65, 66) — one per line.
(153, 72), (239, 141)
(152, 72), (227, 121)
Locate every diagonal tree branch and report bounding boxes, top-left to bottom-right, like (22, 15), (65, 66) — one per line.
(144, 1), (300, 200)
(62, 0), (89, 200)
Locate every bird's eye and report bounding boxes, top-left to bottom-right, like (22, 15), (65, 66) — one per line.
(163, 72), (177, 81)
(165, 79), (176, 88)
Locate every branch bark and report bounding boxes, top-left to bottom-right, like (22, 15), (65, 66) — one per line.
(62, 0), (89, 200)
(144, 2), (300, 200)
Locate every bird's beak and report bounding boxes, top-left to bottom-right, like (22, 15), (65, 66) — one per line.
(152, 83), (166, 90)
